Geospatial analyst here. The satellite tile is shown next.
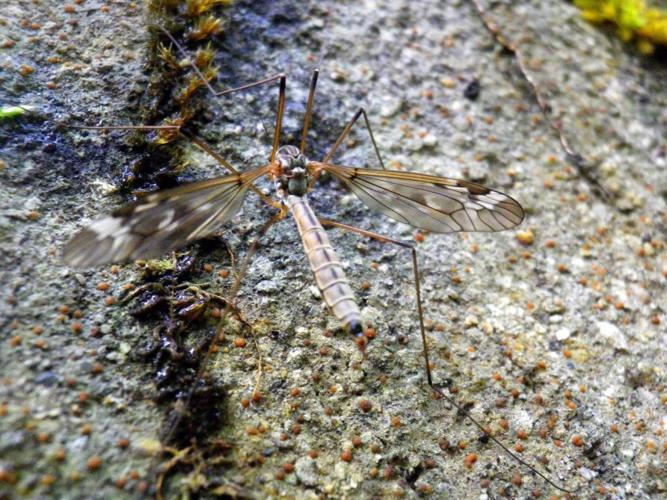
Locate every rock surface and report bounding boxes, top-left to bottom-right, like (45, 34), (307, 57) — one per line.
(1, 0), (665, 498)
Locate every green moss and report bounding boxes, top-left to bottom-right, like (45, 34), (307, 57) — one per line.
(575, 0), (667, 54)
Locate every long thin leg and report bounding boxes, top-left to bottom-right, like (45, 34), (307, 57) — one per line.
(318, 218), (573, 494)
(68, 124), (242, 176)
(151, 24), (281, 100)
(150, 24), (287, 162)
(160, 205), (288, 449)
(322, 108), (386, 170)
(68, 125), (181, 131)
(300, 69), (319, 155)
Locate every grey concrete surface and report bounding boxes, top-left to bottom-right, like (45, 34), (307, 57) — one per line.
(1, 0), (665, 498)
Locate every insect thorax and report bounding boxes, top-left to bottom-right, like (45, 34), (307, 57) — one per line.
(275, 145), (309, 197)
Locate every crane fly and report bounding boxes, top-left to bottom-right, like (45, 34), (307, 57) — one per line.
(63, 72), (524, 346)
(62, 26), (572, 493)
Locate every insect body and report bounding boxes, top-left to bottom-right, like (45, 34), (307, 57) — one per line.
(275, 145), (363, 336)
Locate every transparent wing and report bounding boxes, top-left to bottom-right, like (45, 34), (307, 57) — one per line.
(63, 166), (270, 268)
(311, 162), (524, 232)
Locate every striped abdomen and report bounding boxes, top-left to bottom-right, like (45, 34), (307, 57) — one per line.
(287, 195), (363, 335)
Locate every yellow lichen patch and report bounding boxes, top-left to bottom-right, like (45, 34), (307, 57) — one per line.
(575, 0), (667, 54)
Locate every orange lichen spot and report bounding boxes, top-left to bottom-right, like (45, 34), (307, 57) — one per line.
(352, 435), (362, 448)
(80, 424), (92, 435)
(19, 64), (34, 76)
(86, 456), (102, 471)
(441, 77), (456, 88)
(291, 423), (301, 435)
(290, 387), (301, 397)
(37, 432), (51, 443)
(115, 476), (127, 489)
(563, 349), (572, 359)
(275, 462), (292, 475)
(650, 315), (661, 325)
(104, 296), (115, 306)
(308, 450), (318, 459)
(246, 426), (259, 436)
(323, 406), (334, 416)
(233, 337), (246, 348)
(565, 400), (577, 411)
(202, 263), (213, 272)
(240, 397), (250, 408)
(383, 465), (394, 479)
(340, 450), (353, 462)
(557, 264), (569, 273)
(64, 4), (76, 13)
(511, 472), (523, 486)
(116, 438), (129, 449)
(610, 423), (619, 433)
(73, 309), (84, 319)
(463, 453), (477, 468)
(571, 435), (584, 447)
(390, 416), (401, 428)
(414, 231), (425, 243)
(251, 390), (262, 403)
(492, 373), (503, 382)
(2, 40), (16, 48)
(358, 399), (372, 413)
(40, 474), (56, 487)
(10, 335), (22, 347)
(96, 281), (109, 291)
(91, 363), (104, 375)
(514, 442), (525, 453)
(499, 419), (509, 431)
(218, 268), (229, 278)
